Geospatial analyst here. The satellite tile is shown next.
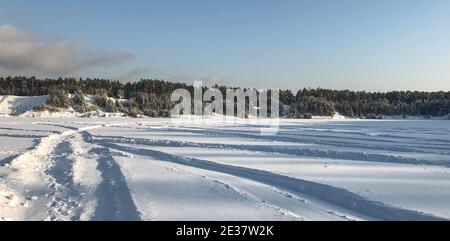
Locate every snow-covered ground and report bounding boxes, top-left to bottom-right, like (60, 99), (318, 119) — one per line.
(0, 117), (449, 221)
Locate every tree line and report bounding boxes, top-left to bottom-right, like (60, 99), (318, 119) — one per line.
(280, 88), (450, 118)
(1, 76), (449, 118)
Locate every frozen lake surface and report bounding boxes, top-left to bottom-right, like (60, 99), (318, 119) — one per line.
(0, 117), (449, 220)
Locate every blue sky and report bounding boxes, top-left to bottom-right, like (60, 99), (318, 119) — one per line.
(1, 0), (450, 91)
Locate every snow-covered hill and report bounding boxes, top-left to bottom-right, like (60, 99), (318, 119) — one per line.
(0, 95), (126, 118)
(0, 95), (48, 116)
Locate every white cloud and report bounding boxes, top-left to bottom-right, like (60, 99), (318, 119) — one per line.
(0, 24), (134, 76)
(168, 74), (196, 82)
(117, 68), (151, 82)
(200, 74), (236, 86)
(167, 74), (237, 87)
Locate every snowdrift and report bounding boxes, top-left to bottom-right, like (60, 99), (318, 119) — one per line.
(0, 95), (126, 118)
(0, 95), (48, 116)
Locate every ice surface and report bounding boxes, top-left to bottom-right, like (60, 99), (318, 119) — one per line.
(0, 117), (449, 220)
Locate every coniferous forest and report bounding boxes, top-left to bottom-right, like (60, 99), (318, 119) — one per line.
(1, 76), (449, 118)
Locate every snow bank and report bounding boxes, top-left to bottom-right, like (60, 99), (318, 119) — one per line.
(0, 95), (47, 116)
(0, 95), (128, 118)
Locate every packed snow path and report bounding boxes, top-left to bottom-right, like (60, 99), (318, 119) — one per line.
(1, 117), (449, 220)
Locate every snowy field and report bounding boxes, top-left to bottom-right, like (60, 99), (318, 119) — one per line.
(0, 117), (449, 221)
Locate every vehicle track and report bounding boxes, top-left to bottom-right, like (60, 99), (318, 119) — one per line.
(2, 123), (139, 220)
(92, 136), (450, 167)
(96, 141), (446, 221)
(88, 146), (141, 221)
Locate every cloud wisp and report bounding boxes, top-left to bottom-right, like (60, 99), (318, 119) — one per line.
(0, 24), (134, 76)
(117, 68), (151, 82)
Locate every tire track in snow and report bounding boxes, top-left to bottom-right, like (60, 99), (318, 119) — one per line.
(0, 126), (61, 134)
(0, 154), (20, 166)
(81, 131), (141, 220)
(164, 165), (307, 221)
(164, 127), (450, 154)
(98, 142), (446, 221)
(87, 146), (141, 221)
(2, 122), (126, 220)
(32, 124), (92, 220)
(42, 124), (141, 221)
(93, 136), (450, 168)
